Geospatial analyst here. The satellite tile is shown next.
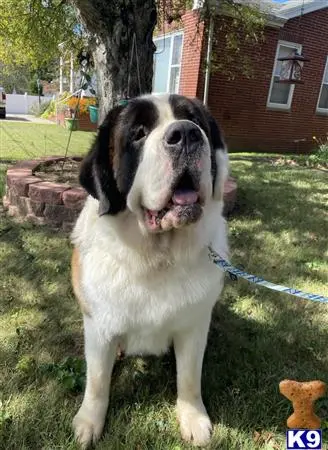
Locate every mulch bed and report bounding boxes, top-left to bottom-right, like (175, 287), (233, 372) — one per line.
(34, 158), (81, 187)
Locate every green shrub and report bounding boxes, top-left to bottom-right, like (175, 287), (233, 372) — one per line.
(29, 99), (52, 117)
(40, 92), (71, 119)
(311, 135), (328, 167)
(40, 99), (56, 119)
(29, 77), (43, 96)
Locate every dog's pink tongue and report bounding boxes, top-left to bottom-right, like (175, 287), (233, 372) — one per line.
(172, 190), (198, 205)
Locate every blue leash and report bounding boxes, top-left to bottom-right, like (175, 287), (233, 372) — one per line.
(208, 247), (328, 304)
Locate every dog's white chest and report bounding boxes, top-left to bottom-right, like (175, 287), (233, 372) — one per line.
(81, 251), (223, 354)
(73, 196), (228, 355)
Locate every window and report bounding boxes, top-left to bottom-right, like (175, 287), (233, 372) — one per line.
(317, 57), (328, 114)
(153, 32), (183, 94)
(267, 41), (302, 110)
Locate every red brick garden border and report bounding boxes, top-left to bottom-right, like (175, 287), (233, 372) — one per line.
(3, 157), (87, 231)
(2, 157), (237, 231)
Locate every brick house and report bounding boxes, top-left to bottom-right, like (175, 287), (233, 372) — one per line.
(153, 0), (328, 153)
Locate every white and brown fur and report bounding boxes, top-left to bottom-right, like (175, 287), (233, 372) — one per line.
(71, 94), (229, 448)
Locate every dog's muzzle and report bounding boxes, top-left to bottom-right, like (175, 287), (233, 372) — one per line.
(163, 120), (203, 160)
(143, 121), (206, 233)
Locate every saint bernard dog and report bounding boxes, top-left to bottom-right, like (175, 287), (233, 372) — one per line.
(71, 94), (229, 448)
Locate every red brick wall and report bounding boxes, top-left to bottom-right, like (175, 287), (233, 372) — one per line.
(178, 10), (205, 97)
(201, 9), (328, 153)
(154, 10), (205, 98)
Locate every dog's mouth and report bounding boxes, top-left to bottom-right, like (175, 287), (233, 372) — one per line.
(143, 171), (203, 232)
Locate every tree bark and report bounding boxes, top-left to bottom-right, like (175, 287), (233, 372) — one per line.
(72, 0), (157, 122)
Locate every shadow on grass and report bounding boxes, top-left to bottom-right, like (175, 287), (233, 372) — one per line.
(2, 116), (29, 122)
(228, 163), (327, 281)
(206, 300), (328, 426)
(1, 160), (327, 449)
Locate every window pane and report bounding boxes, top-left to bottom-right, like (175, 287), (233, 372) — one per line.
(153, 37), (171, 93)
(270, 76), (291, 104)
(169, 67), (180, 93)
(318, 84), (328, 109)
(172, 34), (183, 65)
(269, 44), (298, 105)
(323, 64), (328, 84)
(274, 45), (295, 77)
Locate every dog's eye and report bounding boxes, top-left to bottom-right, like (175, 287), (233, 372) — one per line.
(134, 126), (147, 142)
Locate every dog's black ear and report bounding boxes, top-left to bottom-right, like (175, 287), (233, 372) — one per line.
(190, 98), (228, 199)
(206, 113), (225, 151)
(203, 108), (229, 201)
(79, 105), (126, 215)
(191, 97), (225, 151)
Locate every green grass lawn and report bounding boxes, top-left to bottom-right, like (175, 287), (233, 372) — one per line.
(0, 121), (95, 161)
(0, 157), (327, 450)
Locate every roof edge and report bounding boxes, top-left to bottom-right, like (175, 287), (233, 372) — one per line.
(280, 1), (328, 20)
(192, 0), (287, 28)
(193, 0), (328, 22)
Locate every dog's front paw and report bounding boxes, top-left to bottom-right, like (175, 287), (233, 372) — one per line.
(177, 399), (212, 447)
(72, 406), (105, 449)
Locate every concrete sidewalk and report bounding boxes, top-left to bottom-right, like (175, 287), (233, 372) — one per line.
(2, 114), (55, 124)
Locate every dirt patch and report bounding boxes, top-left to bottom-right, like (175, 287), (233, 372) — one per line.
(34, 158), (81, 187)
(273, 157), (328, 171)
(230, 155), (328, 171)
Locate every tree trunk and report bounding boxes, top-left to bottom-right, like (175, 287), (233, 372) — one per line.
(72, 0), (157, 123)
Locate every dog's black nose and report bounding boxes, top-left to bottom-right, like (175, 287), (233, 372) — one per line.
(164, 121), (202, 154)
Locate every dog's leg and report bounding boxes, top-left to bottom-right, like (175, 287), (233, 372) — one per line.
(174, 313), (212, 447)
(73, 316), (117, 449)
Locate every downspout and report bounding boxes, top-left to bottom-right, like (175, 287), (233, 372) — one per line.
(203, 15), (214, 106)
(70, 51), (74, 93)
(59, 55), (64, 95)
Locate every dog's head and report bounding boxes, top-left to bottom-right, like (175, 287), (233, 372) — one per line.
(80, 94), (228, 233)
